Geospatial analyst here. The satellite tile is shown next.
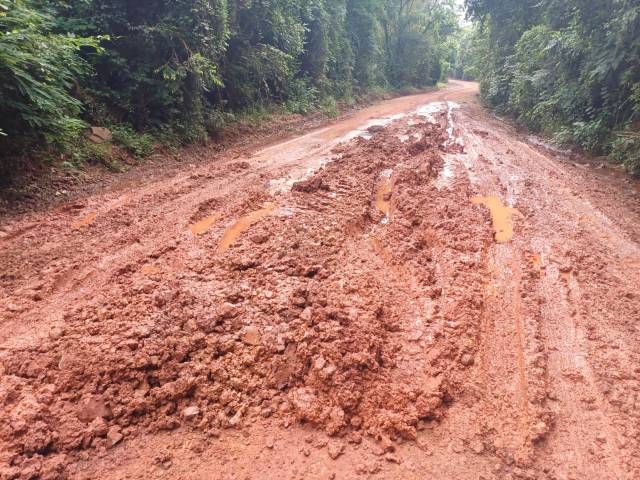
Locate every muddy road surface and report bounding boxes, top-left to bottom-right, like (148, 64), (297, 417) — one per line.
(2, 80), (640, 479)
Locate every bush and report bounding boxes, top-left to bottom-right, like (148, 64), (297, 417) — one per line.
(554, 119), (608, 154)
(285, 78), (319, 114)
(319, 97), (339, 118)
(609, 132), (640, 176)
(0, 0), (101, 149)
(205, 109), (236, 135)
(111, 125), (154, 158)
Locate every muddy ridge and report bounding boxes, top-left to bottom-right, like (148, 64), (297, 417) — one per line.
(1, 108), (493, 478)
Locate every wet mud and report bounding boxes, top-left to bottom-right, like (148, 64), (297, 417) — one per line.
(1, 81), (640, 480)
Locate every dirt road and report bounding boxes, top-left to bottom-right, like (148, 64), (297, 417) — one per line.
(2, 80), (640, 480)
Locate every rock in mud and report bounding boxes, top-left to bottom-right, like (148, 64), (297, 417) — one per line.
(182, 406), (201, 421)
(460, 354), (475, 367)
(367, 125), (386, 134)
(327, 441), (345, 460)
(106, 426), (123, 446)
(470, 439), (485, 454)
(385, 452), (402, 464)
(77, 397), (112, 423)
(292, 177), (327, 193)
(241, 326), (262, 345)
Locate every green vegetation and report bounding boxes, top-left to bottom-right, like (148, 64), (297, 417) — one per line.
(464, 0), (640, 175)
(0, 0), (460, 178)
(0, 1), (101, 151)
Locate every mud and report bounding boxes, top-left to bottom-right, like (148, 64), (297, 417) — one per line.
(471, 196), (521, 242)
(2, 81), (640, 480)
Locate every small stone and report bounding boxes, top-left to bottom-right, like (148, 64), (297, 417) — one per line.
(301, 447), (311, 457)
(531, 421), (548, 440)
(559, 263), (573, 273)
(450, 439), (465, 453)
(417, 437), (433, 455)
(182, 406), (201, 421)
(378, 435), (395, 453)
(367, 125), (385, 134)
(408, 330), (423, 341)
(88, 126), (113, 144)
(460, 354), (474, 367)
(470, 439), (485, 454)
(356, 463), (381, 474)
(251, 233), (269, 244)
(300, 307), (313, 324)
(229, 406), (246, 427)
(49, 327), (65, 340)
(327, 442), (345, 460)
(241, 326), (262, 346)
(384, 453), (401, 464)
(265, 440), (274, 449)
(89, 418), (109, 438)
(107, 426), (123, 446)
(371, 444), (385, 457)
(291, 295), (306, 307)
(77, 397), (112, 423)
(350, 416), (363, 428)
(6, 303), (22, 312)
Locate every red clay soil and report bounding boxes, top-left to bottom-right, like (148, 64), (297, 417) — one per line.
(1, 81), (640, 480)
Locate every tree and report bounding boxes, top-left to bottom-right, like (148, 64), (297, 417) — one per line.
(465, 0), (640, 174)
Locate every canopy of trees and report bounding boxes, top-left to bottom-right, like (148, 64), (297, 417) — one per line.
(0, 0), (459, 173)
(464, 0), (640, 174)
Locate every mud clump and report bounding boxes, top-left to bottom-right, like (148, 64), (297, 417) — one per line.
(0, 115), (492, 479)
(292, 176), (328, 193)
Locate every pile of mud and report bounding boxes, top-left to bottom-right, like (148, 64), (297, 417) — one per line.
(1, 112), (492, 479)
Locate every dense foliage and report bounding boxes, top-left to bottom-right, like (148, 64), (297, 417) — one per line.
(0, 0), (459, 175)
(464, 0), (640, 174)
(0, 1), (101, 148)
(450, 25), (481, 81)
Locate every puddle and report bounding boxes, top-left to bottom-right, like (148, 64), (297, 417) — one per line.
(267, 153), (342, 195)
(190, 213), (221, 235)
(471, 196), (521, 243)
(416, 101), (447, 122)
(445, 101), (462, 147)
(217, 203), (276, 254)
(341, 114), (406, 142)
(436, 155), (456, 189)
(72, 212), (98, 229)
(375, 169), (394, 223)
